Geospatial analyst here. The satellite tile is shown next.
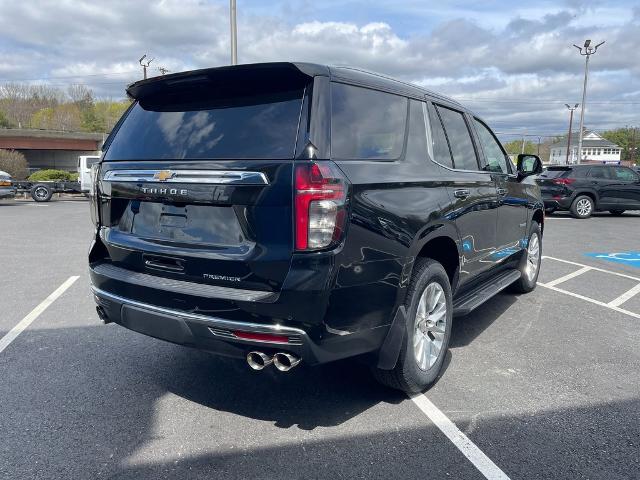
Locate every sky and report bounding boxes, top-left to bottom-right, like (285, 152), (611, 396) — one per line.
(0, 0), (638, 139)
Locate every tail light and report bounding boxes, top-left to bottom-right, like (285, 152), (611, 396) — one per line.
(553, 178), (575, 185)
(294, 162), (348, 251)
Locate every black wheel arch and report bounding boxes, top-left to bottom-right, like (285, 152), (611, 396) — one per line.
(571, 189), (599, 208)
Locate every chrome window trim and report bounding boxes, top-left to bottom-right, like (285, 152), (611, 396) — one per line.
(102, 169), (269, 185)
(91, 286), (307, 336)
(424, 99), (503, 176)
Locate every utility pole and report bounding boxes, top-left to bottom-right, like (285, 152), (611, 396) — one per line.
(630, 126), (637, 165)
(157, 66), (170, 75)
(564, 103), (579, 165)
(573, 39), (605, 164)
(230, 0), (237, 65)
(139, 54), (154, 79)
(521, 133), (526, 154)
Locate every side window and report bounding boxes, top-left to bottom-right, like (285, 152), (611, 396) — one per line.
(473, 118), (509, 174)
(611, 167), (639, 181)
(426, 102), (454, 168)
(405, 99), (429, 165)
(435, 105), (479, 171)
(588, 168), (608, 179)
(331, 83), (407, 160)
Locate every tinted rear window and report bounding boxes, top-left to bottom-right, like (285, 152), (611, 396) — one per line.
(331, 83), (407, 160)
(105, 88), (304, 160)
(435, 105), (478, 171)
(539, 168), (570, 178)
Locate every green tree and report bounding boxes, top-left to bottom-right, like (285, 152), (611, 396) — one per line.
(30, 103), (82, 131)
(602, 127), (639, 164)
(93, 100), (130, 132)
(0, 109), (12, 128)
(503, 140), (537, 155)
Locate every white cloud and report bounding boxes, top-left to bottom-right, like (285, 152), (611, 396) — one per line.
(0, 0), (638, 134)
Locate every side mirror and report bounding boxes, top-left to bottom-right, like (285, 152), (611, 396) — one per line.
(517, 154), (543, 178)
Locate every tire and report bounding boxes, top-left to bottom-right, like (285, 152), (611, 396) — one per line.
(509, 221), (542, 294)
(570, 195), (594, 219)
(372, 258), (453, 393)
(609, 209), (625, 216)
(31, 184), (53, 202)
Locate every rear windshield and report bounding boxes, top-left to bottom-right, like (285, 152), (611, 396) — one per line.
(105, 87), (304, 160)
(539, 168), (570, 178)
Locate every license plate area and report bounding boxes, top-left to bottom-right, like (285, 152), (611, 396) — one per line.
(120, 201), (246, 246)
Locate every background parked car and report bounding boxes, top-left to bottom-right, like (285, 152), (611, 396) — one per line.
(536, 164), (640, 218)
(0, 170), (17, 200)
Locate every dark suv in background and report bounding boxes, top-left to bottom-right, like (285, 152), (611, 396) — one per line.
(537, 164), (640, 218)
(89, 63), (544, 392)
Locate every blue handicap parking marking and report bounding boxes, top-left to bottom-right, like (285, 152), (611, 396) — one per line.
(585, 251), (640, 268)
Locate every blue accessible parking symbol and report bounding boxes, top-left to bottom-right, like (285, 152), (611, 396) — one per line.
(585, 251), (640, 268)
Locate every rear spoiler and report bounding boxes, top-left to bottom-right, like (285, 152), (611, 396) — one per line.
(126, 62), (328, 101)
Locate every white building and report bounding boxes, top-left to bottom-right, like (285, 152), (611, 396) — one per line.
(549, 131), (622, 165)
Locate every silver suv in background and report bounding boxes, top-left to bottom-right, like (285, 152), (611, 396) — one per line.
(0, 170), (17, 200)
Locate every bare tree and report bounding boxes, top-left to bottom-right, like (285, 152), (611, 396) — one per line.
(0, 149), (29, 179)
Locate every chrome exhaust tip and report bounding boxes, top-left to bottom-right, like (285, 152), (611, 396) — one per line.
(273, 353), (301, 372)
(96, 306), (111, 324)
(247, 351), (273, 371)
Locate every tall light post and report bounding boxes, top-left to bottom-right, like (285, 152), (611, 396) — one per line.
(573, 39), (605, 164)
(230, 0), (237, 65)
(564, 103), (579, 165)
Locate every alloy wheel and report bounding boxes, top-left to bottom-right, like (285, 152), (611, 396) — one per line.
(576, 198), (592, 217)
(413, 282), (447, 371)
(525, 232), (540, 282)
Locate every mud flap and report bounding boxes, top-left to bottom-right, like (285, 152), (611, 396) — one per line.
(376, 305), (407, 370)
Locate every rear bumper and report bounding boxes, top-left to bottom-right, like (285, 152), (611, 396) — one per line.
(542, 196), (572, 210)
(90, 283), (388, 366)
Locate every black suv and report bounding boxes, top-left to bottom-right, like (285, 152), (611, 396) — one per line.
(89, 63), (544, 392)
(537, 164), (640, 218)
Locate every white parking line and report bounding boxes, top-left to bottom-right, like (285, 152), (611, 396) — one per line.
(543, 256), (640, 282)
(411, 394), (511, 480)
(609, 283), (640, 308)
(0, 276), (79, 354)
(544, 266), (592, 287)
(537, 282), (640, 320)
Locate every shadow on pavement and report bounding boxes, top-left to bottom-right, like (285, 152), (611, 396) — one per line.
(449, 292), (517, 348)
(103, 396), (640, 480)
(160, 349), (404, 430)
(1, 324), (638, 480)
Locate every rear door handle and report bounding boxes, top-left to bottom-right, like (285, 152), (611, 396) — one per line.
(497, 187), (508, 196)
(454, 189), (471, 199)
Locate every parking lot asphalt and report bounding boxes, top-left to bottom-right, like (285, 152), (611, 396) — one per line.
(1, 199), (639, 479)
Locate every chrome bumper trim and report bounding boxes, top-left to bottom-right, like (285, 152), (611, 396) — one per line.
(91, 286), (307, 337)
(91, 263), (276, 303)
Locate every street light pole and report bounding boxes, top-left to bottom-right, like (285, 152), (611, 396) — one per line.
(564, 103), (579, 165)
(230, 0), (237, 65)
(573, 39), (605, 164)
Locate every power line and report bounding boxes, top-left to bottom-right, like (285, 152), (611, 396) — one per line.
(0, 71), (139, 82)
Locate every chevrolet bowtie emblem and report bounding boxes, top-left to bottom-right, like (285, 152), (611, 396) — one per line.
(154, 170), (175, 181)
